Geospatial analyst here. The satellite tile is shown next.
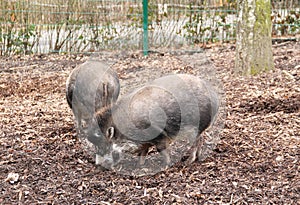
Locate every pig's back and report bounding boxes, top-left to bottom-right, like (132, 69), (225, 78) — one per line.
(128, 74), (218, 135)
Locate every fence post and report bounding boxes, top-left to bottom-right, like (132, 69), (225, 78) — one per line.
(143, 0), (148, 55)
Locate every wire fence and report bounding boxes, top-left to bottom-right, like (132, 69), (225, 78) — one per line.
(0, 0), (299, 55)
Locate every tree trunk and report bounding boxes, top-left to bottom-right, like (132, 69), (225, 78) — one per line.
(235, 0), (274, 75)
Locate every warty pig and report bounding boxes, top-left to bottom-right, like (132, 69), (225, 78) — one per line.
(94, 74), (219, 166)
(66, 60), (120, 134)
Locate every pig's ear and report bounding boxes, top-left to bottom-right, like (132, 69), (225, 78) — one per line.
(106, 127), (115, 140)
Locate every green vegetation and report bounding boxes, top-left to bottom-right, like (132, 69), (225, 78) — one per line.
(0, 0), (299, 55)
(272, 10), (300, 36)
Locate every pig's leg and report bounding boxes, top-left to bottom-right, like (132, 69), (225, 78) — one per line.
(75, 111), (82, 136)
(186, 146), (197, 164)
(196, 135), (205, 161)
(196, 132), (210, 161)
(136, 143), (151, 165)
(156, 135), (172, 165)
(159, 149), (171, 165)
(72, 104), (83, 137)
(138, 148), (149, 165)
(186, 133), (204, 164)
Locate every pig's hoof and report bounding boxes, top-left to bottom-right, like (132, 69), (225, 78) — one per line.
(185, 156), (196, 165)
(185, 149), (197, 165)
(95, 164), (109, 171)
(164, 162), (171, 169)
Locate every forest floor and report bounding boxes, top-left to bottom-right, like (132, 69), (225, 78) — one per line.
(0, 42), (299, 204)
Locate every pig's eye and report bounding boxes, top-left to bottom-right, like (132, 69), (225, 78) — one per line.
(106, 127), (115, 140)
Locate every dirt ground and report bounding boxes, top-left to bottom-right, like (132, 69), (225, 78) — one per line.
(0, 42), (299, 204)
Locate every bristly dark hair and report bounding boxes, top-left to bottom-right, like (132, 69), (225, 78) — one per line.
(95, 104), (114, 127)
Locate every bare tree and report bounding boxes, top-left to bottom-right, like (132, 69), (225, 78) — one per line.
(235, 0), (274, 75)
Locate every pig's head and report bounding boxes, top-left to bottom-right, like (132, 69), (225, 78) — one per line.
(92, 105), (138, 167)
(95, 104), (126, 143)
(95, 105), (115, 138)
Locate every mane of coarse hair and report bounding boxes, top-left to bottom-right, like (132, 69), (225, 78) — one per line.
(95, 104), (114, 125)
